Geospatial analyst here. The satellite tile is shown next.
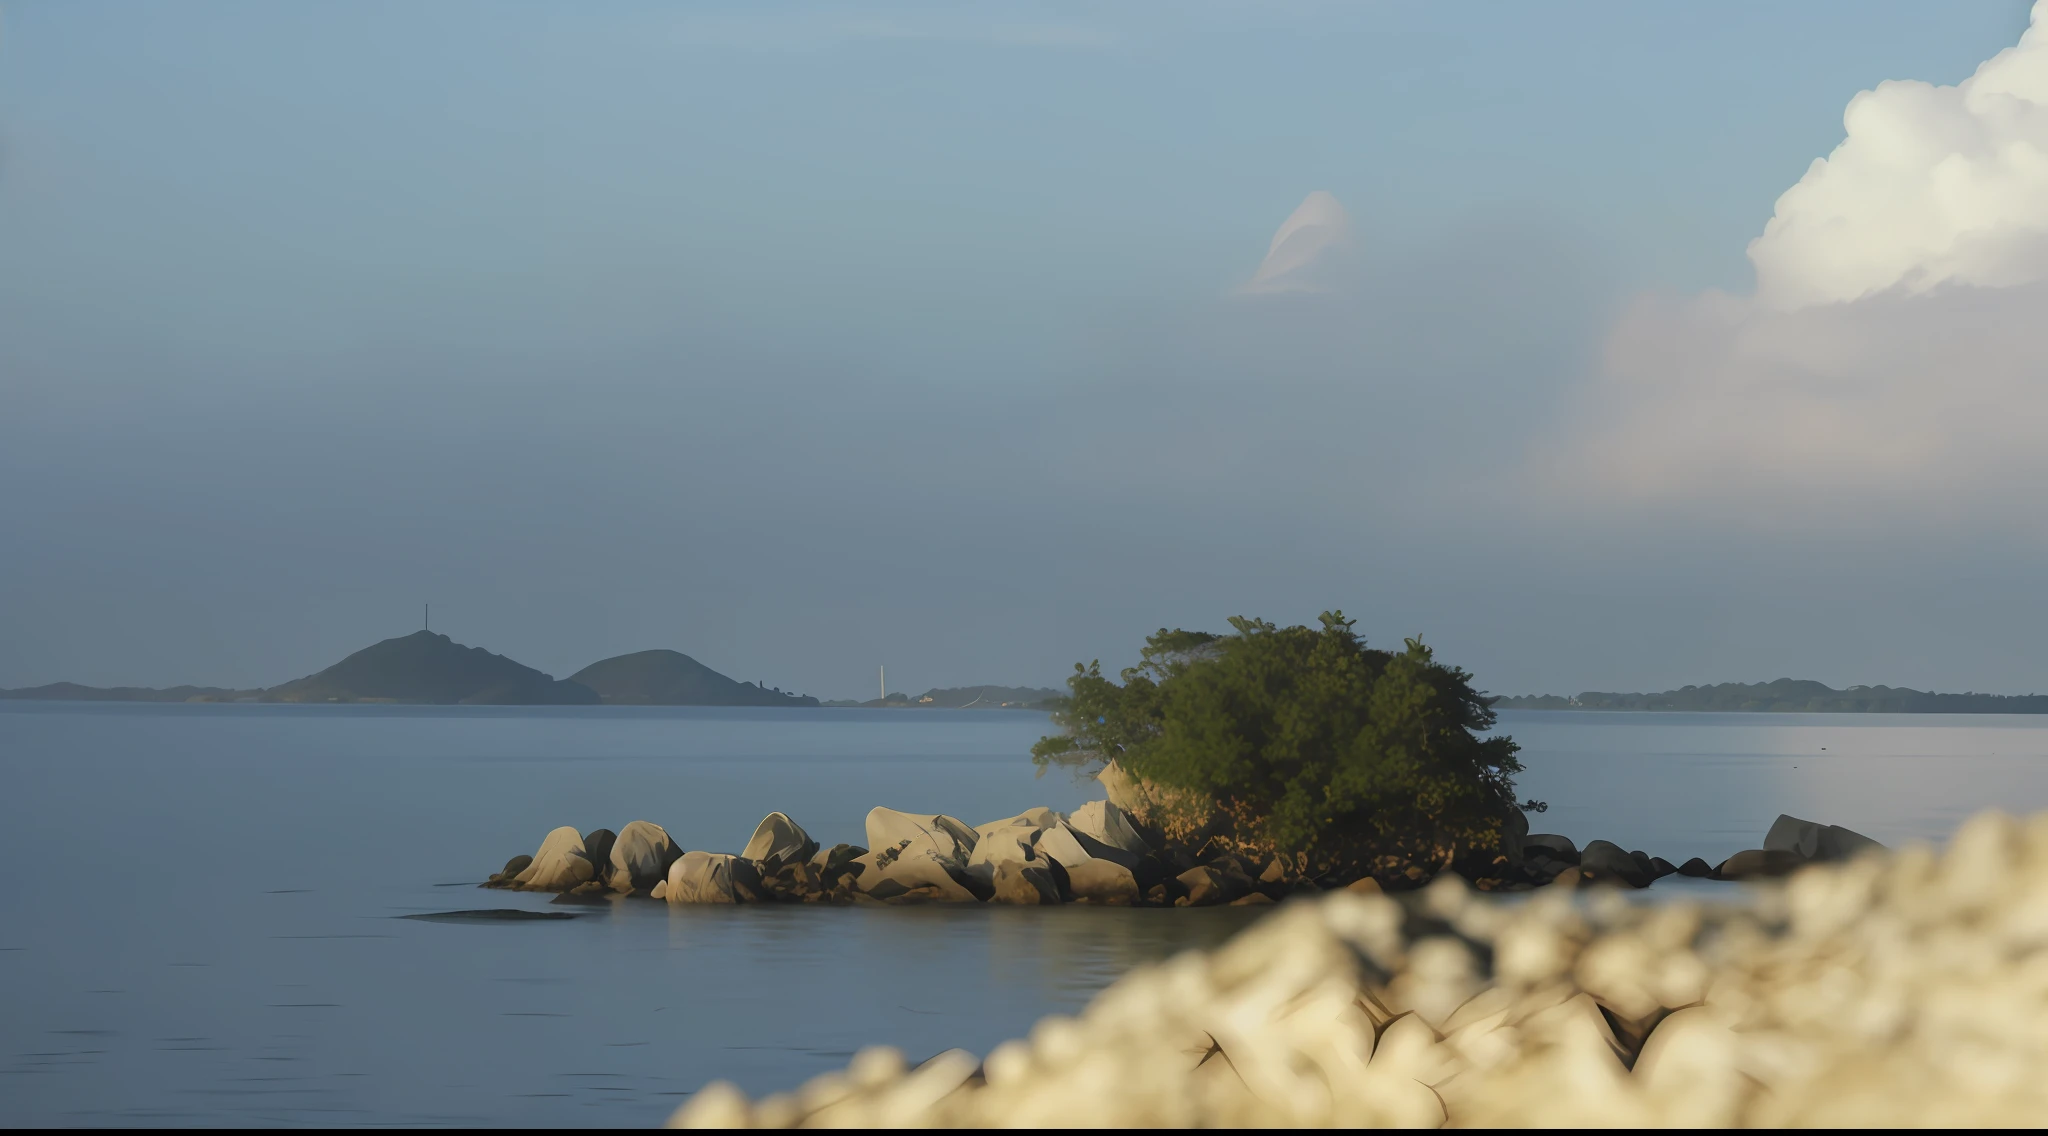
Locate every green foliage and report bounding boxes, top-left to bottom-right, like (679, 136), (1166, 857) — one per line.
(1034, 613), (1526, 869)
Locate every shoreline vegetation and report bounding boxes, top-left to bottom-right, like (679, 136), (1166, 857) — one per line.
(1495, 676), (2048, 713)
(0, 631), (1048, 708)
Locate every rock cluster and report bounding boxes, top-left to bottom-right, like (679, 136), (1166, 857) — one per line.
(671, 809), (2048, 1127)
(483, 803), (1883, 906)
(1516, 812), (1884, 887)
(481, 803), (1189, 906)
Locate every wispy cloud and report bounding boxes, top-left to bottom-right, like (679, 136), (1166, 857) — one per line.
(670, 7), (1114, 53)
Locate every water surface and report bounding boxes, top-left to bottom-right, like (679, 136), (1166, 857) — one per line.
(4, 703), (2047, 1126)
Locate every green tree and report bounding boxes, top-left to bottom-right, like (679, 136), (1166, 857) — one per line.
(1034, 612), (1530, 877)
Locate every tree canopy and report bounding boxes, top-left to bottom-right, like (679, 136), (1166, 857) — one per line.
(1034, 612), (1531, 875)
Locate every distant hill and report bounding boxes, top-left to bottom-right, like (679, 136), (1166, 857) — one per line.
(263, 631), (599, 705)
(1495, 678), (2048, 714)
(568, 650), (818, 707)
(0, 682), (251, 703)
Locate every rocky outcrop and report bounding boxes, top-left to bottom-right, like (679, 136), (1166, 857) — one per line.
(512, 827), (596, 891)
(741, 812), (819, 872)
(485, 809), (1883, 903)
(609, 820), (680, 894)
(673, 810), (2048, 1127)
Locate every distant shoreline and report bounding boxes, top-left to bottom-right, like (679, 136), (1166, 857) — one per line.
(1495, 677), (2048, 715)
(0, 691), (1056, 710)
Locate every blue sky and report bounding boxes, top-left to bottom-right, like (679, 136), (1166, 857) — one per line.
(3, 1), (2045, 697)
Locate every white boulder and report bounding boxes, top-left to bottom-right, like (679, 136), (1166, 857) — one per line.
(965, 809), (1062, 883)
(865, 808), (978, 861)
(666, 851), (739, 904)
(741, 812), (819, 871)
(513, 826), (596, 891)
(851, 842), (981, 903)
(1068, 800), (1151, 854)
(1036, 821), (1144, 873)
(1065, 858), (1140, 904)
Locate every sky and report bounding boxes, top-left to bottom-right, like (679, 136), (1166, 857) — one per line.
(3, 0), (2046, 699)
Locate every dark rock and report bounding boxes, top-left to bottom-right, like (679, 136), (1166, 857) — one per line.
(1520, 834), (1580, 864)
(1502, 806), (1532, 872)
(581, 829), (618, 877)
(1677, 856), (1715, 878)
(1043, 855), (1073, 902)
(1716, 848), (1807, 880)
(1131, 853), (1171, 892)
(1579, 840), (1651, 887)
(1176, 865), (1250, 907)
(550, 888), (612, 906)
(501, 854), (534, 878)
(813, 843), (868, 885)
(730, 857), (765, 903)
(1230, 892), (1276, 906)
(1763, 814), (1886, 862)
(1648, 856), (1679, 880)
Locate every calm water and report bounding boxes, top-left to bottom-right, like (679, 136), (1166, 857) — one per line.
(4, 704), (2048, 1126)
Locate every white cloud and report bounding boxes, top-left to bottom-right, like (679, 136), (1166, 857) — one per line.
(1241, 191), (1353, 294)
(1553, 3), (2048, 521)
(1752, 3), (2048, 308)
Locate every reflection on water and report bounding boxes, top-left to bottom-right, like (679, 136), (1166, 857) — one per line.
(1503, 710), (2048, 862)
(4, 703), (2048, 1125)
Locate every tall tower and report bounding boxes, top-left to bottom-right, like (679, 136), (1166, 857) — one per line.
(879, 664), (885, 701)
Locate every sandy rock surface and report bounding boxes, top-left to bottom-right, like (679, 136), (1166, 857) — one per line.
(512, 826), (595, 891)
(742, 812), (819, 873)
(672, 810), (2048, 1128)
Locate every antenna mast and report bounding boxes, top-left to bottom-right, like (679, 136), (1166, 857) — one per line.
(879, 664), (885, 702)
(424, 603), (430, 632)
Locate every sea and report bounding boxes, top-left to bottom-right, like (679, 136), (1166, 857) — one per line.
(4, 702), (2047, 1126)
